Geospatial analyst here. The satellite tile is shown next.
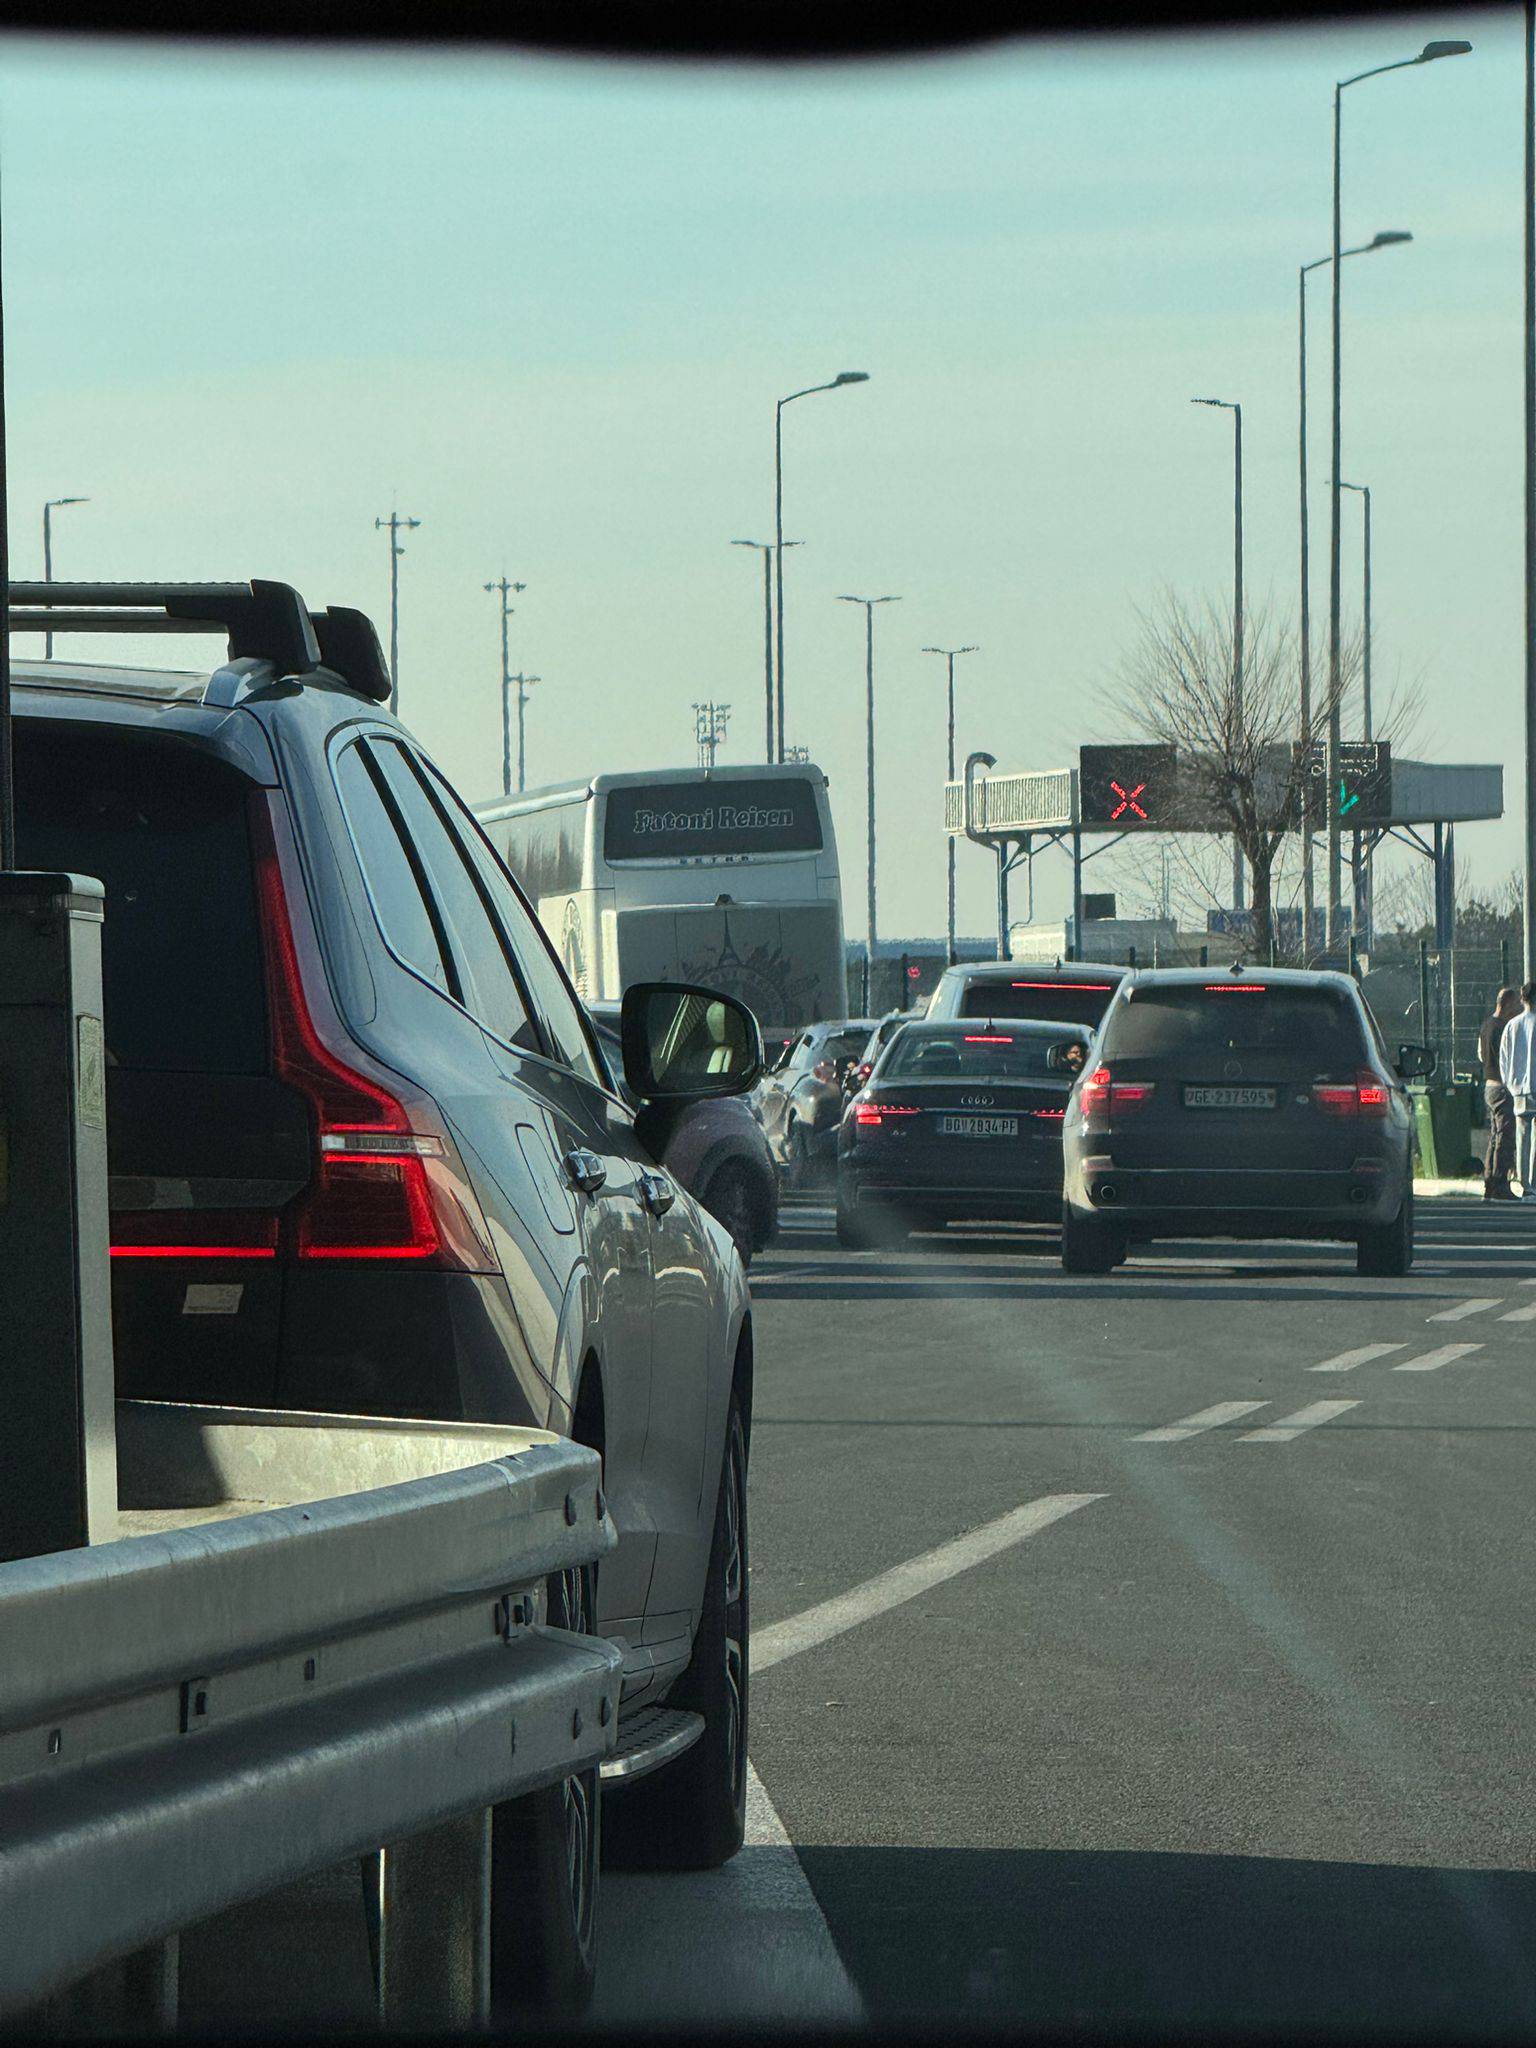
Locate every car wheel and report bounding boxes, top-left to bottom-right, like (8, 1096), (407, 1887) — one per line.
(1061, 1202), (1122, 1274)
(604, 1392), (748, 1871)
(490, 1562), (600, 2019)
(1357, 1179), (1413, 1276)
(703, 1162), (757, 1267)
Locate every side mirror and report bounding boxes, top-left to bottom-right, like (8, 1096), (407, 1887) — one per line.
(1046, 1041), (1085, 1075)
(620, 982), (764, 1101)
(1395, 1041), (1438, 1081)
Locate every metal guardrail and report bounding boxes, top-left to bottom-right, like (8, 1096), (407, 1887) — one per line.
(0, 1403), (619, 2023)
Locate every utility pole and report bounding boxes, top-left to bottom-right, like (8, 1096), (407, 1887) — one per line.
(509, 674), (541, 793)
(838, 595), (900, 1004)
(733, 538), (800, 762)
(375, 508), (421, 719)
(1527, 0), (1536, 979)
(922, 645), (979, 964)
(1192, 397), (1244, 910)
(694, 701), (731, 769)
(484, 576), (527, 798)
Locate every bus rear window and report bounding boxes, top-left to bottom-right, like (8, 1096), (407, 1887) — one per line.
(959, 981), (1118, 1028)
(604, 777), (823, 860)
(15, 724), (268, 1075)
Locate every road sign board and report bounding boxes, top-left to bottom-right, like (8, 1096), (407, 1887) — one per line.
(1296, 740), (1391, 823)
(1078, 745), (1179, 828)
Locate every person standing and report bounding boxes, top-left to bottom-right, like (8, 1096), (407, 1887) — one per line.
(1498, 981), (1536, 1199)
(1480, 986), (1522, 1200)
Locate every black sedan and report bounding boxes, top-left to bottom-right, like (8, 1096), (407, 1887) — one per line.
(836, 1018), (1092, 1248)
(1059, 966), (1435, 1276)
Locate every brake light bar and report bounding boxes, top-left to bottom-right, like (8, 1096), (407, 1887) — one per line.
(1204, 984), (1267, 993)
(111, 1211), (279, 1259)
(963, 1034), (1013, 1044)
(1010, 981), (1113, 991)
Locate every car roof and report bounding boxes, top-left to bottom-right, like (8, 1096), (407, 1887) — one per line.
(939, 960), (1130, 986)
(1119, 966), (1361, 995)
(894, 1017), (1092, 1037)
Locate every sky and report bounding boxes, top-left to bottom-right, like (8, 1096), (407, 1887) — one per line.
(0, 11), (1523, 943)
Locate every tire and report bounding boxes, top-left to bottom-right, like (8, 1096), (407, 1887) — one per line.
(1357, 1179), (1413, 1276)
(1061, 1203), (1122, 1274)
(490, 1562), (600, 2019)
(702, 1161), (758, 1267)
(604, 1393), (749, 1872)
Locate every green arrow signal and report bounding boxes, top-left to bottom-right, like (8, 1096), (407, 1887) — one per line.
(1339, 778), (1361, 817)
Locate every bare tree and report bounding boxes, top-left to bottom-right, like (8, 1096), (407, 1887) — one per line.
(1105, 591), (1367, 962)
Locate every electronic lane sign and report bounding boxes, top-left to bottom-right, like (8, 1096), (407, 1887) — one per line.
(1077, 745), (1179, 829)
(1295, 740), (1391, 825)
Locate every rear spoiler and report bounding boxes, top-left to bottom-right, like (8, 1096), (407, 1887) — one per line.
(7, 582), (392, 704)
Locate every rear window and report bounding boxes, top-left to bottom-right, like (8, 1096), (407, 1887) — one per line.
(1101, 985), (1369, 1065)
(16, 724), (267, 1074)
(959, 979), (1119, 1028)
(819, 1031), (871, 1065)
(881, 1028), (1084, 1082)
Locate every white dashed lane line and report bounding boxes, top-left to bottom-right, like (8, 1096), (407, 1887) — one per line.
(1132, 1400), (1268, 1444)
(1393, 1343), (1485, 1373)
(1427, 1298), (1503, 1323)
(1498, 1301), (1536, 1322)
(1238, 1399), (1360, 1443)
(1310, 1343), (1407, 1373)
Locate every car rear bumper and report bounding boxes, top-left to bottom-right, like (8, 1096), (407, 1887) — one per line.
(1067, 1162), (1404, 1235)
(841, 1167), (1061, 1222)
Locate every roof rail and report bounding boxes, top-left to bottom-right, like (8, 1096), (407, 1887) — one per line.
(7, 581), (321, 678)
(310, 605), (392, 704)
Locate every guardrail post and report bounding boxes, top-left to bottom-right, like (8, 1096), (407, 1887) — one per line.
(364, 1809), (492, 2030)
(0, 873), (117, 1561)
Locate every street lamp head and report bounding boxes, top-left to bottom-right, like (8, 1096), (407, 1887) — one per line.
(1370, 230), (1413, 247)
(1418, 39), (1471, 61)
(833, 371), (869, 386)
(1191, 396), (1236, 410)
(48, 496), (89, 508)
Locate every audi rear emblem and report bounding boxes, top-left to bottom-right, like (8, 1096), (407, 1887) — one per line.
(1223, 1060), (1242, 1079)
(961, 1093), (995, 1107)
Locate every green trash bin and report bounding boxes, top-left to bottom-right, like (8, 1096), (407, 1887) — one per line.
(1410, 1083), (1476, 1180)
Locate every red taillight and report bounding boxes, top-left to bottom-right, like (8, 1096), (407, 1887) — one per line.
(250, 796), (498, 1271)
(854, 1100), (919, 1127)
(1080, 1065), (1155, 1128)
(1031, 1107), (1066, 1121)
(1203, 984), (1267, 993)
(963, 1034), (1013, 1044)
(1313, 1069), (1390, 1118)
(111, 1211), (279, 1260)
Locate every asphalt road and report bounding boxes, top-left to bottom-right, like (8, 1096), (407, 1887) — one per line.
(725, 1191), (1536, 2039)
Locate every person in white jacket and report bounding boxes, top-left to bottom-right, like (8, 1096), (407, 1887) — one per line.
(1499, 981), (1536, 1197)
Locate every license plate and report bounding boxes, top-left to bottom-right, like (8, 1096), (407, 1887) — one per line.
(1182, 1085), (1276, 1111)
(938, 1114), (1019, 1138)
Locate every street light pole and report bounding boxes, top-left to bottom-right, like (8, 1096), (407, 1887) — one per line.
(1527, 0), (1536, 980)
(483, 576), (526, 798)
(1299, 232), (1410, 958)
(1338, 478), (1374, 946)
(41, 497), (88, 660)
(509, 674), (541, 793)
(733, 538), (800, 762)
(773, 372), (868, 764)
(923, 645), (980, 965)
(1326, 39), (1469, 953)
(1192, 398), (1244, 909)
(838, 594), (900, 1000)
(375, 508), (422, 719)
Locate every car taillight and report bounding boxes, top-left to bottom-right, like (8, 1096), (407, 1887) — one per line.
(1313, 1069), (1390, 1119)
(854, 1062), (874, 1085)
(854, 1100), (919, 1127)
(250, 794), (499, 1271)
(1080, 1065), (1154, 1129)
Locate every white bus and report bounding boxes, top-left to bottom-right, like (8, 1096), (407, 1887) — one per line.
(475, 763), (847, 1033)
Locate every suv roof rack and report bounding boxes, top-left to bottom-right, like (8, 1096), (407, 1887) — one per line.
(309, 606), (393, 704)
(8, 581), (322, 679)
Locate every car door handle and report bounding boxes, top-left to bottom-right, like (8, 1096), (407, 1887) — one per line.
(563, 1147), (607, 1196)
(637, 1171), (675, 1217)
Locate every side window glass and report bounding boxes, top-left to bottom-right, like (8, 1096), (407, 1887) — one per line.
(367, 741), (537, 1053)
(423, 763), (609, 1093)
(334, 741), (452, 997)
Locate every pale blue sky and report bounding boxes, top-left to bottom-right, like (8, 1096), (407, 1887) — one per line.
(0, 13), (1520, 938)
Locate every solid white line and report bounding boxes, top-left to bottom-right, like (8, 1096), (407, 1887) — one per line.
(1309, 1343), (1406, 1374)
(1238, 1399), (1359, 1442)
(1133, 1400), (1268, 1444)
(1498, 1301), (1536, 1322)
(1393, 1342), (1484, 1373)
(1427, 1298), (1503, 1322)
(592, 1762), (865, 2025)
(751, 1493), (1104, 1674)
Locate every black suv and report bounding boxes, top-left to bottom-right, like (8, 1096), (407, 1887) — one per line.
(12, 580), (762, 2000)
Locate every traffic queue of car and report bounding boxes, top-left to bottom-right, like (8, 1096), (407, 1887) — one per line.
(754, 958), (1438, 1278)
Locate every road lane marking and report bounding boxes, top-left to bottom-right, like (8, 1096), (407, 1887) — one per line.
(751, 1493), (1103, 1675)
(593, 1762), (865, 2025)
(1133, 1400), (1268, 1443)
(1393, 1342), (1484, 1372)
(1498, 1301), (1536, 1322)
(1309, 1343), (1406, 1373)
(1238, 1399), (1359, 1442)
(1426, 1298), (1502, 1322)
